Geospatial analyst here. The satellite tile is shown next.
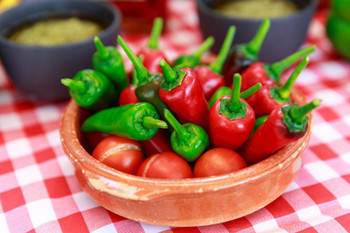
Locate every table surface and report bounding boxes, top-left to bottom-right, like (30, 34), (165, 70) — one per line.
(1, 1), (350, 232)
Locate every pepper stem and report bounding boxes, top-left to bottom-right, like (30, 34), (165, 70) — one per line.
(289, 99), (322, 122)
(117, 36), (150, 84)
(228, 74), (242, 111)
(209, 26), (236, 74)
(159, 59), (177, 83)
(192, 37), (215, 59)
(164, 109), (190, 139)
(94, 36), (109, 59)
(143, 116), (168, 129)
(246, 18), (270, 56)
(61, 79), (86, 93)
(240, 82), (262, 99)
(269, 45), (316, 78)
(277, 56), (309, 100)
(147, 17), (163, 50)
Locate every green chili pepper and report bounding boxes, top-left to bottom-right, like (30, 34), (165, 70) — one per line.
(81, 102), (168, 141)
(164, 109), (209, 162)
(92, 36), (129, 94)
(173, 37), (215, 69)
(61, 69), (117, 111)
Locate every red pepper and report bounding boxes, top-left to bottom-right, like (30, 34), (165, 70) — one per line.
(240, 99), (321, 165)
(139, 129), (173, 157)
(209, 74), (255, 150)
(240, 46), (316, 92)
(158, 59), (209, 129)
(247, 56), (309, 117)
(137, 17), (168, 74)
(194, 26), (236, 100)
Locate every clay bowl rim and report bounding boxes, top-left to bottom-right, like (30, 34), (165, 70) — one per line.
(0, 0), (121, 51)
(196, 0), (318, 22)
(59, 88), (312, 201)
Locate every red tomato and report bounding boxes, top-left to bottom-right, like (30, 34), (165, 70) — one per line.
(139, 130), (173, 157)
(137, 152), (193, 179)
(193, 148), (247, 178)
(92, 136), (144, 175)
(118, 85), (140, 106)
(86, 131), (109, 149)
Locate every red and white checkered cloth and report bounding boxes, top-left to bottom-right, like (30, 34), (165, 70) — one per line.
(1, 1), (350, 232)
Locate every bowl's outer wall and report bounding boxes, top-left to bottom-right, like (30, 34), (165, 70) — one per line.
(0, 1), (120, 100)
(197, 0), (316, 63)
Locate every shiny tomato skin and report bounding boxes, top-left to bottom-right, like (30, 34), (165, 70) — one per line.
(193, 148), (247, 178)
(92, 136), (144, 175)
(137, 152), (193, 179)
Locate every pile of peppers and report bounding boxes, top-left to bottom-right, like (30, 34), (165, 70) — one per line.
(62, 18), (321, 179)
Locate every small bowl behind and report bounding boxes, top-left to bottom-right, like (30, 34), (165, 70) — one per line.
(197, 0), (317, 63)
(0, 1), (121, 101)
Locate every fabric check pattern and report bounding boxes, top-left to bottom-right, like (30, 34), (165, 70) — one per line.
(1, 0), (350, 232)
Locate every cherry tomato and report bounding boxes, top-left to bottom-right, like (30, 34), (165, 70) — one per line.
(92, 136), (144, 175)
(118, 85), (140, 106)
(193, 148), (247, 178)
(137, 152), (193, 179)
(139, 130), (173, 157)
(86, 131), (109, 149)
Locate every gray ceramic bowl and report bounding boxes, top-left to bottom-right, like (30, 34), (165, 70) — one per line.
(0, 0), (121, 101)
(197, 0), (317, 63)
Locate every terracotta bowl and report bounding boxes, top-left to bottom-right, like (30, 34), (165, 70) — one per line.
(59, 89), (312, 227)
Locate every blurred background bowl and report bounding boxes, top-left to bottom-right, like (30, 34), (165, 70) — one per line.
(197, 0), (317, 63)
(0, 0), (121, 101)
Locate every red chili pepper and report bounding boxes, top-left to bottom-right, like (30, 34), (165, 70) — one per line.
(158, 59), (209, 129)
(240, 46), (316, 92)
(247, 56), (309, 117)
(240, 99), (321, 165)
(137, 17), (168, 74)
(209, 74), (255, 150)
(194, 26), (236, 100)
(139, 129), (173, 157)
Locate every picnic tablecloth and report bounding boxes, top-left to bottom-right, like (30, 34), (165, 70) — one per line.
(1, 1), (350, 232)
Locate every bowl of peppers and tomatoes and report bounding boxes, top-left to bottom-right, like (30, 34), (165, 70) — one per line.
(60, 18), (320, 227)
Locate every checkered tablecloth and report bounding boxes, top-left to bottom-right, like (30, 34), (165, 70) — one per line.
(1, 1), (350, 232)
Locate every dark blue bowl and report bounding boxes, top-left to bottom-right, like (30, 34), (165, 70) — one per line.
(197, 0), (317, 63)
(0, 0), (121, 101)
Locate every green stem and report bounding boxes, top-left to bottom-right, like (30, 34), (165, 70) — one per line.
(228, 74), (242, 111)
(192, 37), (215, 59)
(240, 82), (262, 99)
(290, 99), (322, 122)
(209, 26), (236, 74)
(61, 79), (86, 93)
(246, 18), (270, 56)
(269, 45), (316, 77)
(94, 36), (110, 59)
(159, 59), (177, 83)
(164, 109), (190, 139)
(117, 36), (150, 84)
(147, 17), (163, 50)
(143, 116), (168, 129)
(277, 56), (309, 100)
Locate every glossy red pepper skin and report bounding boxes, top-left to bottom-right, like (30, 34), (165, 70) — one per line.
(194, 66), (225, 100)
(138, 48), (168, 74)
(159, 68), (209, 129)
(209, 96), (255, 150)
(246, 86), (280, 118)
(240, 62), (276, 92)
(139, 129), (173, 157)
(240, 106), (305, 165)
(118, 85), (140, 106)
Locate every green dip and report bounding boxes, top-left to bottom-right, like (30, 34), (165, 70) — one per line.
(9, 17), (103, 46)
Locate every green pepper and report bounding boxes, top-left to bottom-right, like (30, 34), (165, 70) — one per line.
(164, 109), (209, 162)
(172, 36), (215, 69)
(92, 36), (129, 94)
(331, 0), (350, 22)
(81, 102), (167, 141)
(61, 69), (117, 111)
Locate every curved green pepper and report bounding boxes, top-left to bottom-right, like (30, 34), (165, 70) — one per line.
(61, 69), (117, 111)
(164, 109), (209, 162)
(81, 102), (168, 141)
(327, 12), (350, 60)
(332, 0), (350, 22)
(92, 36), (129, 94)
